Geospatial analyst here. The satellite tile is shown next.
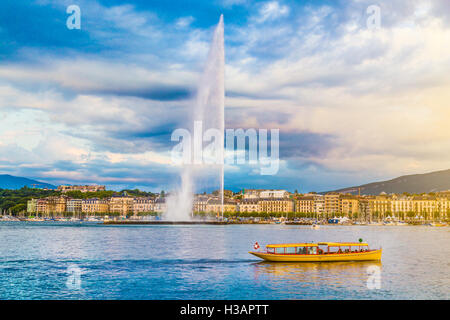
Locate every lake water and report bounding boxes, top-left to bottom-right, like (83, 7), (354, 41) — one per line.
(0, 222), (448, 299)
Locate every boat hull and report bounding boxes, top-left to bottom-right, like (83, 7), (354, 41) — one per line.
(249, 249), (382, 262)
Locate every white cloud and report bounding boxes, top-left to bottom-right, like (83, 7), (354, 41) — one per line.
(176, 16), (195, 29)
(256, 1), (290, 23)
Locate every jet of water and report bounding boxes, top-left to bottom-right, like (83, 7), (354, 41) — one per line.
(164, 15), (225, 221)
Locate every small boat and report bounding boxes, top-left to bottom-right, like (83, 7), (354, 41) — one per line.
(367, 221), (383, 226)
(311, 224), (320, 229)
(249, 242), (382, 262)
(430, 222), (447, 227)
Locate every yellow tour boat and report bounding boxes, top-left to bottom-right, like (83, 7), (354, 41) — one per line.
(249, 242), (382, 262)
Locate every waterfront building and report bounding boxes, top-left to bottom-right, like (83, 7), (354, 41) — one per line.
(412, 195), (438, 221)
(436, 197), (450, 220)
(205, 198), (221, 214)
(193, 195), (210, 213)
(205, 199), (237, 214)
(242, 189), (263, 199)
(238, 199), (259, 213)
(44, 196), (67, 215)
(295, 196), (315, 214)
(340, 195), (359, 217)
(67, 198), (82, 214)
(82, 198), (109, 214)
(259, 190), (290, 199)
(133, 197), (155, 215)
(36, 199), (48, 215)
(390, 195), (414, 220)
(57, 185), (106, 193)
(154, 197), (166, 213)
(324, 193), (341, 215)
(313, 194), (325, 215)
(371, 194), (391, 220)
(109, 195), (134, 216)
(224, 200), (238, 213)
(258, 198), (294, 214)
(27, 199), (38, 214)
(359, 197), (374, 221)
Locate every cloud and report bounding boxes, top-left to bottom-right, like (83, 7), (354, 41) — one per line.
(176, 16), (195, 28)
(256, 1), (289, 23)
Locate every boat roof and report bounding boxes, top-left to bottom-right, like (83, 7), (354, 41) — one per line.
(318, 242), (369, 246)
(266, 243), (318, 248)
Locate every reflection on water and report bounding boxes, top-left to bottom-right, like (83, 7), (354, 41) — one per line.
(253, 261), (382, 290)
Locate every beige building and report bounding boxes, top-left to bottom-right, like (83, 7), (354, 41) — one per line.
(259, 190), (290, 199)
(324, 193), (341, 215)
(44, 196), (67, 215)
(82, 198), (109, 214)
(27, 199), (38, 214)
(258, 199), (294, 213)
(313, 195), (325, 215)
(390, 195), (414, 219)
(67, 199), (82, 214)
(295, 196), (315, 213)
(154, 197), (166, 213)
(371, 194), (391, 219)
(341, 195), (359, 216)
(242, 189), (262, 199)
(238, 199), (259, 213)
(412, 196), (438, 220)
(36, 199), (48, 215)
(359, 197), (374, 221)
(193, 195), (209, 213)
(133, 197), (155, 215)
(205, 199), (237, 214)
(109, 195), (134, 216)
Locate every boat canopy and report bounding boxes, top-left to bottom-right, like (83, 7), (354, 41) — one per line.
(318, 242), (368, 247)
(267, 243), (318, 248)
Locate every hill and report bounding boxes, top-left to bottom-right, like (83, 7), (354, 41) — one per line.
(0, 174), (55, 190)
(325, 169), (450, 195)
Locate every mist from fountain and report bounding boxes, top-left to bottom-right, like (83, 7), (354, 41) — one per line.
(164, 15), (225, 221)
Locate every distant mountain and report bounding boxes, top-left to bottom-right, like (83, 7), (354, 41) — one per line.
(0, 174), (56, 190)
(324, 169), (450, 195)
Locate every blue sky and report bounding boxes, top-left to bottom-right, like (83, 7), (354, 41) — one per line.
(1, 0), (450, 192)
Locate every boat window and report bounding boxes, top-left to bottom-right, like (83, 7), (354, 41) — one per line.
(308, 247), (318, 255)
(267, 247), (275, 254)
(275, 247), (285, 254)
(285, 247), (296, 254)
(328, 247), (340, 254)
(297, 247), (307, 254)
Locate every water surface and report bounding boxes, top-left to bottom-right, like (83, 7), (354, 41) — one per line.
(0, 222), (448, 299)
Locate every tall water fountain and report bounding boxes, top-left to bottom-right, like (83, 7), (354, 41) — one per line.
(164, 15), (225, 221)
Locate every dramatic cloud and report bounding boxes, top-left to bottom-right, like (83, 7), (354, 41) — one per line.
(0, 0), (449, 192)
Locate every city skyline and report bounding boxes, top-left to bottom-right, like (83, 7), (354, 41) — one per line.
(1, 0), (450, 193)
